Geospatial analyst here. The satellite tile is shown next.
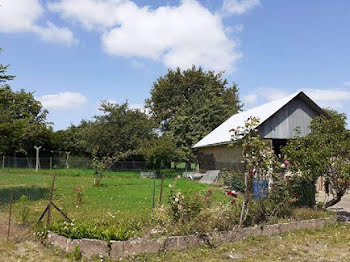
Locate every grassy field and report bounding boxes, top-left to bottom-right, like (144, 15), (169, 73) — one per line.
(0, 168), (226, 226)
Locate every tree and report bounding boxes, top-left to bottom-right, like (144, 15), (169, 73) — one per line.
(146, 66), (242, 166)
(80, 101), (156, 159)
(0, 85), (52, 156)
(0, 48), (15, 83)
(142, 134), (182, 169)
(283, 110), (350, 208)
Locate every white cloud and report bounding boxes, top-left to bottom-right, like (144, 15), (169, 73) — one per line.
(242, 93), (257, 105)
(344, 81), (350, 87)
(48, 0), (126, 30)
(303, 88), (350, 109)
(38, 92), (88, 110)
(243, 87), (350, 111)
(32, 22), (78, 46)
(48, 0), (242, 72)
(0, 0), (77, 46)
(222, 0), (260, 15)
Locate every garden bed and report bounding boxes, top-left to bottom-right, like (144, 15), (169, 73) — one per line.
(47, 215), (337, 259)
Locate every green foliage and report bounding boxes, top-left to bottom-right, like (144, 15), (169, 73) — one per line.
(231, 117), (279, 225)
(146, 66), (242, 163)
(220, 170), (245, 192)
(17, 195), (30, 225)
(0, 85), (51, 154)
(143, 134), (182, 169)
(286, 176), (316, 208)
(65, 246), (82, 261)
(0, 48), (15, 83)
(283, 110), (350, 207)
(91, 150), (116, 186)
(49, 218), (143, 241)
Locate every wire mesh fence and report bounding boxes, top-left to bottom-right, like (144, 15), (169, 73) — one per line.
(0, 156), (147, 170)
(0, 169), (181, 242)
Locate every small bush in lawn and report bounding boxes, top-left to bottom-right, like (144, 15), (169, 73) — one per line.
(74, 186), (85, 205)
(18, 195), (30, 225)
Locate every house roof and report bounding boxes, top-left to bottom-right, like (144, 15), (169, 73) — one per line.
(193, 91), (325, 148)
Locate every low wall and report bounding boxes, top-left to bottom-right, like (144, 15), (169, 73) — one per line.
(47, 216), (337, 259)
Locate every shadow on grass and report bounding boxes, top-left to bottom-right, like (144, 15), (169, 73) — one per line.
(0, 186), (50, 205)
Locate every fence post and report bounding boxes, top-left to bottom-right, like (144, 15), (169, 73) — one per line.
(2, 155), (4, 169)
(47, 174), (56, 227)
(34, 146), (42, 172)
(152, 174), (156, 209)
(159, 174), (164, 204)
(65, 151), (71, 169)
(7, 190), (13, 241)
(50, 156), (53, 170)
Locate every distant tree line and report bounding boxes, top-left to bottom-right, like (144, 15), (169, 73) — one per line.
(0, 49), (242, 167)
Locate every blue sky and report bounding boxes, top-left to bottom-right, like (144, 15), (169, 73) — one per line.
(0, 0), (349, 130)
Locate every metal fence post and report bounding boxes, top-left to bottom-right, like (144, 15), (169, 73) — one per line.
(34, 146), (42, 172)
(7, 190), (13, 241)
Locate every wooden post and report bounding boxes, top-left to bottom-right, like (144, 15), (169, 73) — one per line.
(50, 156), (53, 170)
(152, 174), (156, 209)
(7, 190), (13, 241)
(34, 146), (42, 172)
(2, 155), (4, 169)
(159, 174), (164, 203)
(47, 174), (56, 227)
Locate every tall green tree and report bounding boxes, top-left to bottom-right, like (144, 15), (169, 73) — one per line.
(0, 85), (52, 155)
(283, 110), (350, 207)
(79, 101), (156, 159)
(146, 66), (242, 166)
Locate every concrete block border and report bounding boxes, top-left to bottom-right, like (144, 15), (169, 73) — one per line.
(47, 216), (337, 259)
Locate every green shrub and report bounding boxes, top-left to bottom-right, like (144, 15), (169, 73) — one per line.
(220, 170), (245, 192)
(17, 195), (30, 225)
(286, 176), (316, 208)
(49, 218), (143, 241)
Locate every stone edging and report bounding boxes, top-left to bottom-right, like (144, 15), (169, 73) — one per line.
(47, 216), (337, 259)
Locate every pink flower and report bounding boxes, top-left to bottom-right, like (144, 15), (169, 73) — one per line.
(177, 204), (182, 210)
(204, 196), (210, 201)
(254, 129), (259, 132)
(284, 160), (290, 167)
(208, 188), (213, 195)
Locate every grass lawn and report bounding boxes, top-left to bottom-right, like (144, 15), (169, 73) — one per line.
(0, 168), (226, 226)
(132, 223), (350, 262)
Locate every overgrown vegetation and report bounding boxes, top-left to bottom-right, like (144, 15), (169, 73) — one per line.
(283, 110), (350, 207)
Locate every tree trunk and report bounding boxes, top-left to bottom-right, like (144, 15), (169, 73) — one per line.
(325, 191), (345, 208)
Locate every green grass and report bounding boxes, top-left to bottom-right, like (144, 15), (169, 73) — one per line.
(0, 168), (225, 226)
(130, 223), (350, 262)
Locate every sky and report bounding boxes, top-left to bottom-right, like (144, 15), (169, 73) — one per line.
(0, 0), (349, 130)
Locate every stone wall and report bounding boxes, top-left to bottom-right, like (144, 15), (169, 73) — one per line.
(47, 216), (337, 259)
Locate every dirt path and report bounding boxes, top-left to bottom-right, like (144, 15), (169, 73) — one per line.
(0, 212), (70, 262)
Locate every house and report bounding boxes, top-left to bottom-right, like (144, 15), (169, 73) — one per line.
(193, 91), (326, 171)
